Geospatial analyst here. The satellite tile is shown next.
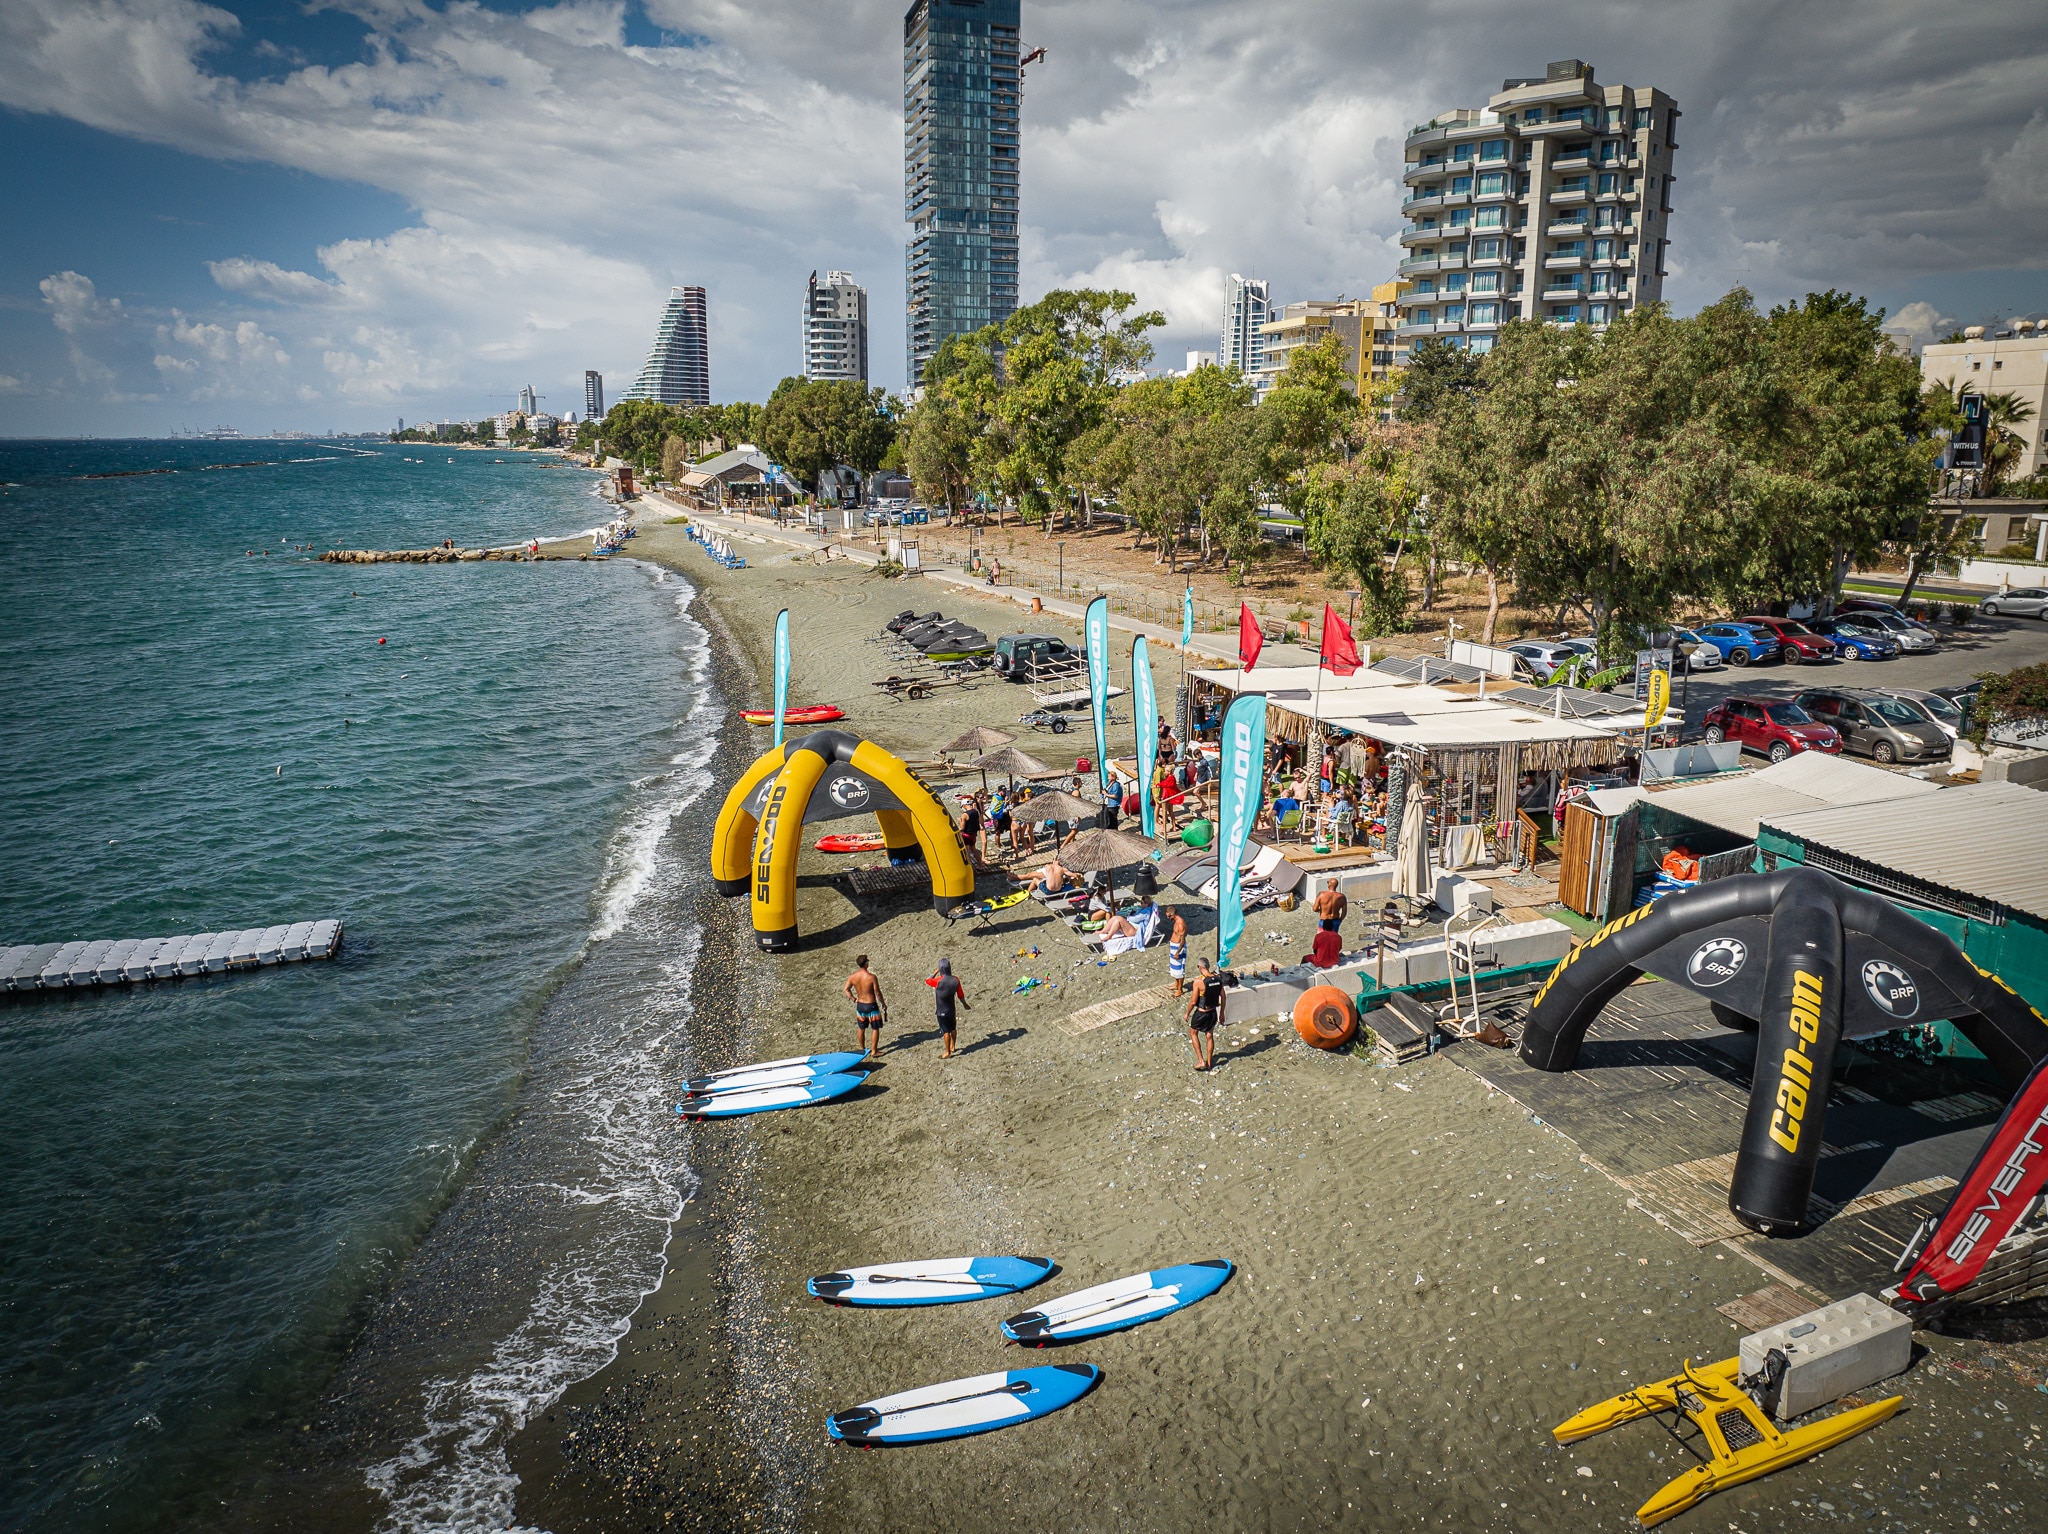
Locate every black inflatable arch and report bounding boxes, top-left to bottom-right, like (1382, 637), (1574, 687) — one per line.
(1520, 868), (2048, 1236)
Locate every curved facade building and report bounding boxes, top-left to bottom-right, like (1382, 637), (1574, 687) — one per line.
(628, 286), (710, 406)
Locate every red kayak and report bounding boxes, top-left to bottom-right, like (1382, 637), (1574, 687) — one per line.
(740, 704), (845, 726)
(816, 832), (887, 854)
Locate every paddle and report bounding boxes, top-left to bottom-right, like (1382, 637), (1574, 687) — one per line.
(831, 1379), (1033, 1436)
(1008, 1284), (1178, 1338)
(812, 1272), (1012, 1294)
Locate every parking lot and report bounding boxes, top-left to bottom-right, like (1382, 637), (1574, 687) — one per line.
(1666, 610), (2048, 740)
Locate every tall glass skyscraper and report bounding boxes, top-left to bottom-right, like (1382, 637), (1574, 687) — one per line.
(626, 286), (709, 406)
(903, 0), (1020, 390)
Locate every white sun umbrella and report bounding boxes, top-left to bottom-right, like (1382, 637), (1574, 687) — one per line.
(1390, 783), (1433, 901)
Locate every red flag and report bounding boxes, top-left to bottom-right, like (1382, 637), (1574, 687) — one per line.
(1319, 602), (1362, 676)
(1238, 602), (1263, 672)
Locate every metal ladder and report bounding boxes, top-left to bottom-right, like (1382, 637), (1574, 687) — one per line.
(1438, 906), (1504, 1039)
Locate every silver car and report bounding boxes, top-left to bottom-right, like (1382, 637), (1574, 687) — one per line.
(1849, 610), (1939, 650)
(1792, 689), (1951, 765)
(1865, 687), (1964, 740)
(1979, 587), (2048, 620)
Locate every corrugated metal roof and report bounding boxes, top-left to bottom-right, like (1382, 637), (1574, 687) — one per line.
(1762, 781), (2048, 921)
(1633, 753), (1938, 840)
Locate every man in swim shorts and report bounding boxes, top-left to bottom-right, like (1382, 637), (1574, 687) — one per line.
(1165, 907), (1189, 995)
(1183, 957), (1229, 1072)
(926, 957), (969, 1059)
(1312, 877), (1347, 936)
(843, 955), (888, 1057)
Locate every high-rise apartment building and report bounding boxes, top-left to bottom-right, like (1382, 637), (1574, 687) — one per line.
(1219, 275), (1271, 380)
(1396, 60), (1678, 352)
(803, 271), (870, 384)
(627, 286), (710, 406)
(585, 370), (604, 420)
(904, 0), (1021, 389)
(516, 384), (539, 416)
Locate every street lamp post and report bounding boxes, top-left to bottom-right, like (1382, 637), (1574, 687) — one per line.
(1058, 542), (1065, 594)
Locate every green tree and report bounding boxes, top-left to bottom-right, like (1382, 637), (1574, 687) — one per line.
(1981, 391), (2039, 495)
(758, 377), (899, 493)
(1971, 661), (2048, 747)
(1396, 337), (1484, 423)
(904, 391), (975, 517)
(1306, 424), (1416, 634)
(599, 399), (682, 468)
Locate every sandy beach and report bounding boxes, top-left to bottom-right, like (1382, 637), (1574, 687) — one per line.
(501, 516), (2048, 1534)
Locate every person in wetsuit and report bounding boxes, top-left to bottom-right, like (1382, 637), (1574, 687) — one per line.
(1183, 957), (1230, 1072)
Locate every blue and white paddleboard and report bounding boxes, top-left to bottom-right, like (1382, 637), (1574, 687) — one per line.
(1001, 1260), (1233, 1344)
(680, 1053), (872, 1099)
(689, 1050), (867, 1086)
(808, 1255), (1053, 1307)
(826, 1363), (1100, 1446)
(676, 1071), (866, 1120)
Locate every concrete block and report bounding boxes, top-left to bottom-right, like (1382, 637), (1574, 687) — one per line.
(1737, 1292), (1911, 1421)
(1335, 864), (1396, 904)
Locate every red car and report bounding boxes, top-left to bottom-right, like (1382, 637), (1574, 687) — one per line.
(1702, 697), (1842, 762)
(1738, 615), (1838, 664)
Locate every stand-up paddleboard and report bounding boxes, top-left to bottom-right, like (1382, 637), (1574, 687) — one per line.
(677, 1071), (866, 1120)
(680, 1052), (869, 1099)
(816, 832), (887, 854)
(808, 1255), (1053, 1307)
(1001, 1260), (1233, 1344)
(827, 1364), (1100, 1447)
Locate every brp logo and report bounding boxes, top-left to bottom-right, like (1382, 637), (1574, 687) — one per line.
(1686, 937), (1748, 988)
(827, 775), (872, 810)
(1861, 958), (1919, 1019)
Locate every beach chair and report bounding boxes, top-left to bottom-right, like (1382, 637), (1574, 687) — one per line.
(1275, 807), (1303, 837)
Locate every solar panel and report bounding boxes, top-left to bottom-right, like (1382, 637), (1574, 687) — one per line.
(1371, 655), (1489, 684)
(1495, 685), (1639, 718)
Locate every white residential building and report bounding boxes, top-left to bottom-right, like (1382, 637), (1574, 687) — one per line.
(1219, 275), (1272, 380)
(1921, 323), (2048, 483)
(803, 270), (869, 384)
(1396, 59), (1679, 353)
(1184, 349), (1218, 374)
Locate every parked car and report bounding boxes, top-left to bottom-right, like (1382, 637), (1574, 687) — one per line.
(1690, 622), (1782, 667)
(1702, 697), (1842, 762)
(1669, 629), (1725, 671)
(1739, 616), (1839, 664)
(1505, 640), (1582, 682)
(1792, 689), (1951, 764)
(1844, 609), (1939, 650)
(1978, 587), (2048, 619)
(1862, 686), (1965, 740)
(1804, 617), (1899, 661)
(993, 633), (1082, 681)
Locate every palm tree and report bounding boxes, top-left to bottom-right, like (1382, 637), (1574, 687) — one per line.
(1981, 391), (2038, 495)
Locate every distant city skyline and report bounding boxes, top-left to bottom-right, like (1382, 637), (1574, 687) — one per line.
(1, 1), (2044, 433)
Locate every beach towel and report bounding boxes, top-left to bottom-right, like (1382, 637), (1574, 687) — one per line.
(1099, 904), (1160, 958)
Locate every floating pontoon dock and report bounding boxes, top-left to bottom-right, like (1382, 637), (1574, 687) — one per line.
(0, 920), (342, 995)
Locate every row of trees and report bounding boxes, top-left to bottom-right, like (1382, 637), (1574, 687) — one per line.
(589, 381), (899, 493)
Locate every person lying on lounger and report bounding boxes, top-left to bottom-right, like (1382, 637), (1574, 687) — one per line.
(1018, 859), (1078, 895)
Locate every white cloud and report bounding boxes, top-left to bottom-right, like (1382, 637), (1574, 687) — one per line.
(1887, 300), (1953, 346)
(3, 0), (2046, 425)
(40, 270), (122, 334)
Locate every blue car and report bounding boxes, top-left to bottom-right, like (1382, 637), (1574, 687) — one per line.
(1806, 617), (1898, 660)
(1692, 622), (1782, 667)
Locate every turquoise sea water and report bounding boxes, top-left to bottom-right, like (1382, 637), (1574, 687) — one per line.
(0, 442), (713, 1531)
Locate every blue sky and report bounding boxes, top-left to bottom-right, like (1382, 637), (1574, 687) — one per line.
(2, 0), (2044, 436)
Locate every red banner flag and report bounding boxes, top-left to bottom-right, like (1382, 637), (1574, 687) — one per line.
(1238, 602), (1263, 672)
(1319, 602), (1362, 676)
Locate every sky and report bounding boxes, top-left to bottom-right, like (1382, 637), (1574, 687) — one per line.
(2, 0), (2045, 436)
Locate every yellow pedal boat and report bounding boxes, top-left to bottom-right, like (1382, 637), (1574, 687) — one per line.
(1552, 1355), (1901, 1527)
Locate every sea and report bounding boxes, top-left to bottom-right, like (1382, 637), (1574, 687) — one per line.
(0, 440), (718, 1532)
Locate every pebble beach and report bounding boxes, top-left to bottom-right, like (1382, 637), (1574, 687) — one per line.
(503, 516), (2048, 1534)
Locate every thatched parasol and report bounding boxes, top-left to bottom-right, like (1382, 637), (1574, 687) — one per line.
(1008, 788), (1098, 827)
(1058, 826), (1160, 910)
(969, 743), (1057, 795)
(942, 725), (1016, 756)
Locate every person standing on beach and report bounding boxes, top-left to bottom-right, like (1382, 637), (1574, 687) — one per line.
(1312, 878), (1347, 936)
(844, 956), (888, 1057)
(1165, 907), (1189, 996)
(1184, 957), (1226, 1071)
(926, 958), (969, 1059)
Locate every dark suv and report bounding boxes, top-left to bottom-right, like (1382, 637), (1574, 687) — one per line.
(993, 634), (1080, 681)
(1702, 696), (1842, 762)
(1792, 689), (1952, 764)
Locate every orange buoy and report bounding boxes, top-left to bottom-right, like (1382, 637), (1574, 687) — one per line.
(377, 637), (387, 645)
(1293, 984), (1357, 1049)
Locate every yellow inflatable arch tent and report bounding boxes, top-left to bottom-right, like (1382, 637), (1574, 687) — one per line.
(712, 728), (974, 952)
